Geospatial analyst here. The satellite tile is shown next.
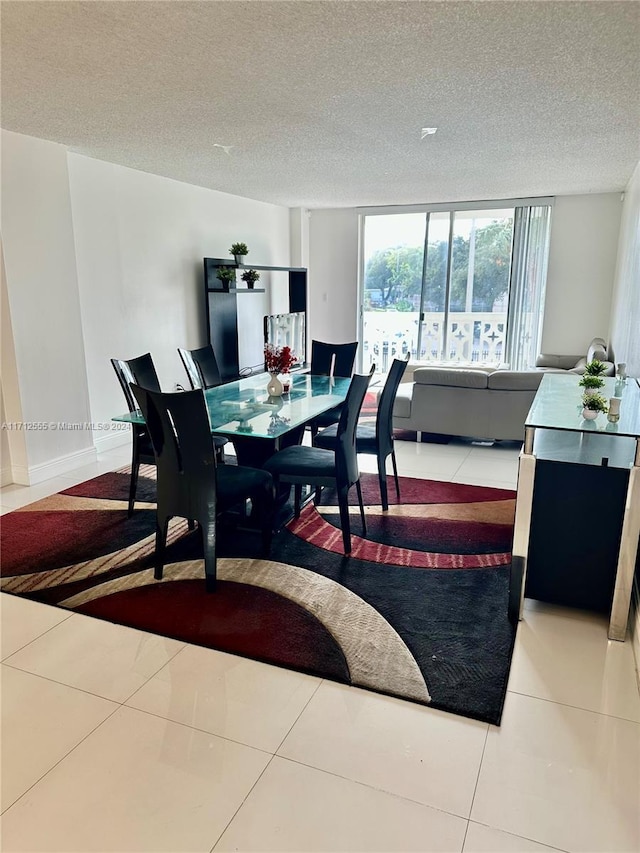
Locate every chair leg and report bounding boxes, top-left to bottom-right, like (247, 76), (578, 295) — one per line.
(377, 451), (389, 511)
(154, 515), (170, 580)
(391, 448), (401, 500)
(128, 441), (140, 517)
(314, 485), (322, 505)
(258, 481), (275, 557)
(201, 518), (217, 593)
(355, 479), (367, 537)
(337, 486), (352, 555)
(294, 484), (303, 517)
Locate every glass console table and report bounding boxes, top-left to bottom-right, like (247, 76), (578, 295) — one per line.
(511, 373), (640, 641)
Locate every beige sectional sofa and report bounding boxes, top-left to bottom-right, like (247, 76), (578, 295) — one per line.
(392, 366), (544, 442)
(392, 338), (614, 443)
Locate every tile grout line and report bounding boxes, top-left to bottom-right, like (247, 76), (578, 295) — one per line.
(505, 687), (640, 726)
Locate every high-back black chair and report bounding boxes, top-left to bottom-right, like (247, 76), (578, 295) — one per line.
(310, 340), (358, 378)
(111, 354), (161, 516)
(308, 340), (359, 439)
(263, 366), (374, 555)
(178, 345), (223, 390)
(131, 385), (274, 592)
(314, 355), (409, 510)
(112, 352), (227, 516)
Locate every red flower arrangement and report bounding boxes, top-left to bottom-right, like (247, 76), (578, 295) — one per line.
(264, 343), (296, 374)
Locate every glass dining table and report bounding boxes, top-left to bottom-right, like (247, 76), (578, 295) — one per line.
(114, 371), (352, 469)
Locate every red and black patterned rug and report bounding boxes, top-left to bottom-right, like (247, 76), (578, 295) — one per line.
(0, 467), (517, 724)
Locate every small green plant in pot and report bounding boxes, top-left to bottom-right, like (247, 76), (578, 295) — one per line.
(229, 242), (249, 265)
(581, 391), (608, 420)
(579, 373), (605, 393)
(241, 268), (260, 289)
(216, 266), (236, 288)
(583, 358), (607, 377)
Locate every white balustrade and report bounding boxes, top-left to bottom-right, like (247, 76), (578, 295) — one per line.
(363, 311), (508, 371)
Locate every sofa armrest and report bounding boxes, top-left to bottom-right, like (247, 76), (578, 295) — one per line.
(535, 353), (582, 370)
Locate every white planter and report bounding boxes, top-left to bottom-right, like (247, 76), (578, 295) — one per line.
(582, 407), (598, 420)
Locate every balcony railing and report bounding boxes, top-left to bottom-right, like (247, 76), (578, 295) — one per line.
(363, 311), (507, 372)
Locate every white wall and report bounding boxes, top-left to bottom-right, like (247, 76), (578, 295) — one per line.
(1, 131), (94, 482)
(308, 195), (623, 362)
(67, 153), (290, 449)
(542, 193), (622, 355)
(1, 130), (292, 473)
(308, 208), (359, 346)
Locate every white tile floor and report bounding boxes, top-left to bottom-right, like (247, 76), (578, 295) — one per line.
(1, 440), (639, 852)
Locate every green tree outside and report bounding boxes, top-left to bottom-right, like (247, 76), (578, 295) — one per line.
(364, 220), (513, 313)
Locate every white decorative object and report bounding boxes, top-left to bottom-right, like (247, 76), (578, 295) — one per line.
(608, 397), (621, 423)
(267, 372), (284, 397)
(582, 407), (598, 420)
(616, 362), (627, 381)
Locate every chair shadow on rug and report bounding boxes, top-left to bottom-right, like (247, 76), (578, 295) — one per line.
(131, 384), (275, 592)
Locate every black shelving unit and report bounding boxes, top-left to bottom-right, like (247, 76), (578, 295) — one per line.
(203, 258), (308, 382)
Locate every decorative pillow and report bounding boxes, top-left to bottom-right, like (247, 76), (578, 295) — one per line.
(586, 340), (607, 363)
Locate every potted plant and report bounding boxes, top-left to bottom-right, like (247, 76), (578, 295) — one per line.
(229, 242), (249, 265)
(579, 373), (605, 394)
(583, 358), (607, 377)
(216, 266), (236, 289)
(241, 268), (260, 290)
(581, 391), (608, 420)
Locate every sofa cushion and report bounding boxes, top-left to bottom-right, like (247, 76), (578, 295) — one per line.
(488, 371), (544, 391)
(413, 368), (489, 389)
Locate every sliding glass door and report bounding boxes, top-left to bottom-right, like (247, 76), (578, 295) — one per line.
(360, 199), (552, 372)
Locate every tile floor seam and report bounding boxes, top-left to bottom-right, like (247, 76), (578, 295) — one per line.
(110, 637), (187, 705)
(505, 687), (640, 725)
(466, 820), (570, 853)
(465, 723), (490, 830)
(271, 677), (325, 754)
(117, 701), (277, 757)
(0, 606), (75, 661)
(272, 753), (473, 821)
(1, 660), (131, 706)
(208, 753), (279, 853)
(0, 699), (122, 817)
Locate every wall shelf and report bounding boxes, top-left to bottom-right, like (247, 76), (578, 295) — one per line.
(203, 257), (308, 381)
(206, 287), (266, 294)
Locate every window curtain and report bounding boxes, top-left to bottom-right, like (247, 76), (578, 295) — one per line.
(609, 162), (640, 377)
(505, 204), (552, 370)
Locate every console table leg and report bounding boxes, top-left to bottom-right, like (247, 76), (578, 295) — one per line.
(510, 449), (536, 622)
(608, 463), (640, 641)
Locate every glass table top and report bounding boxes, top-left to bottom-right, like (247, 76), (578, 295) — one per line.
(113, 372), (352, 440)
(526, 373), (640, 439)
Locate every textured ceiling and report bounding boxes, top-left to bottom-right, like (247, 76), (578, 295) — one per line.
(2, 1), (639, 208)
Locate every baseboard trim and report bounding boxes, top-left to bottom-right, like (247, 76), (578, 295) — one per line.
(1, 466), (12, 487)
(14, 446), (98, 486)
(94, 431), (131, 454)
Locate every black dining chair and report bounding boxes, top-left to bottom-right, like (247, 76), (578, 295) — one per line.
(131, 384), (275, 592)
(178, 345), (223, 390)
(307, 340), (358, 439)
(314, 355), (409, 511)
(112, 352), (227, 516)
(111, 354), (161, 517)
(263, 366), (374, 555)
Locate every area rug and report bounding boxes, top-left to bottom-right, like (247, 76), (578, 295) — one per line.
(0, 467), (517, 724)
